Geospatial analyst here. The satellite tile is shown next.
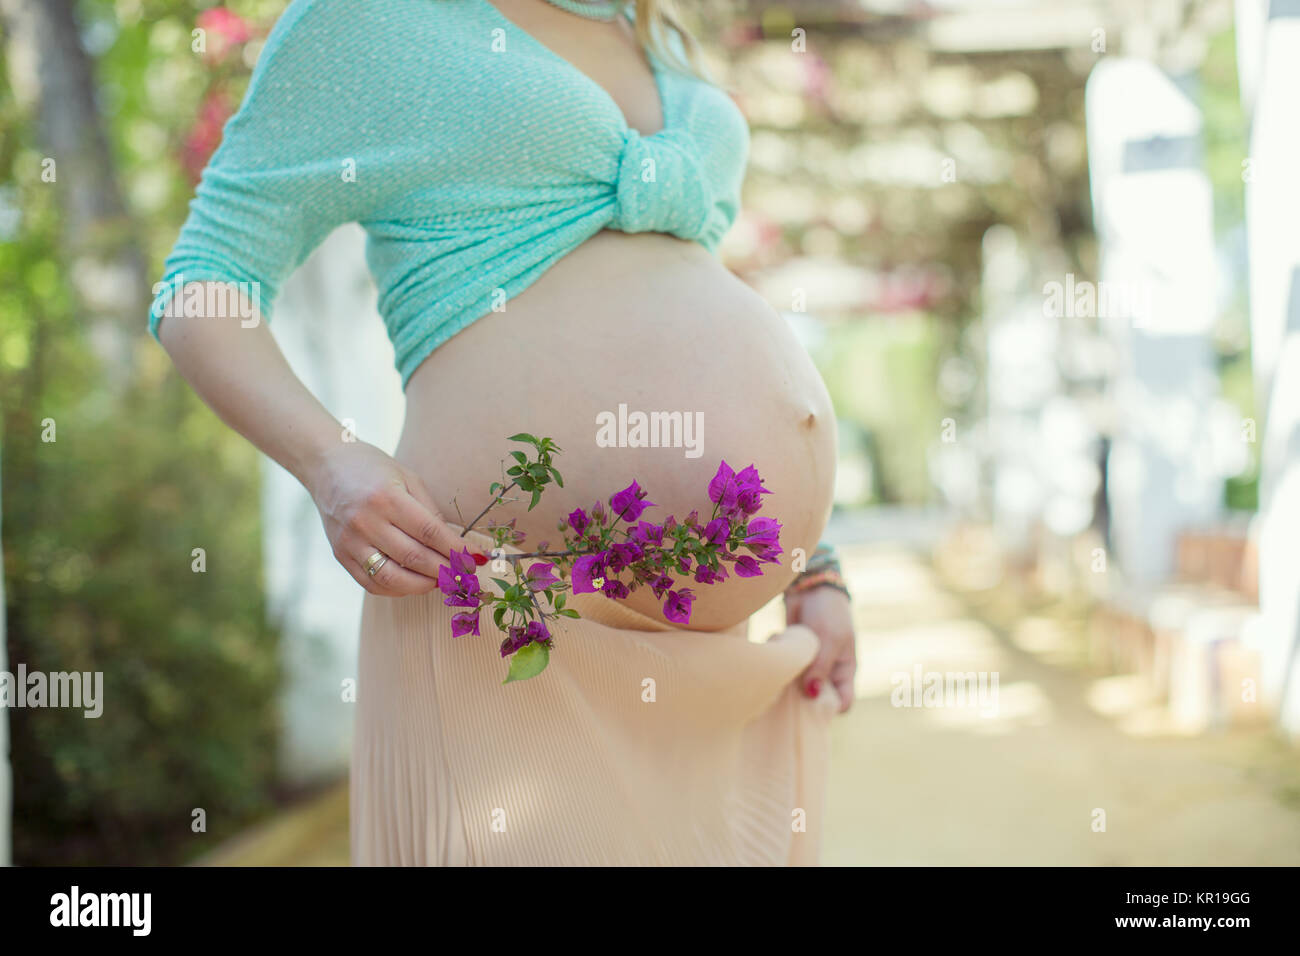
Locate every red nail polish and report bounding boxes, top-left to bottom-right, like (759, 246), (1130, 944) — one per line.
(470, 552), (488, 566)
(806, 679), (821, 699)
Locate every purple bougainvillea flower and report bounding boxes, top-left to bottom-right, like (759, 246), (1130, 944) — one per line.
(607, 541), (644, 572)
(663, 588), (695, 624)
(450, 611), (481, 638)
(500, 619), (552, 657)
(732, 555), (764, 577)
(601, 578), (630, 599)
(571, 553), (606, 594)
(438, 547), (484, 608)
(630, 521), (664, 547)
(710, 462), (771, 518)
(501, 625), (526, 657)
(567, 507), (590, 536)
(734, 465), (772, 515)
(446, 592), (480, 610)
(525, 561), (560, 592)
(694, 563), (729, 585)
(743, 517), (783, 563)
(702, 517), (730, 546)
(707, 461), (739, 515)
(677, 555), (693, 574)
(609, 480), (655, 523)
(650, 574), (675, 599)
(436, 548), (478, 595)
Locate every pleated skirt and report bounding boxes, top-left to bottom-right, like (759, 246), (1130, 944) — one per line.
(350, 528), (836, 866)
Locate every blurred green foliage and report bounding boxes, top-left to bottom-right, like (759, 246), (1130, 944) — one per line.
(1200, 25), (1258, 512)
(1, 0), (281, 864)
(818, 316), (942, 505)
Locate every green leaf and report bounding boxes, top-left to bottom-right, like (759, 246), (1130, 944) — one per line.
(491, 578), (511, 591)
(489, 482), (502, 496)
(548, 467), (564, 488)
(503, 642), (549, 684)
(493, 605), (506, 629)
(510, 450), (528, 465)
(529, 489), (542, 511)
(560, 609), (581, 618)
(508, 432), (539, 446)
(506, 465), (522, 477)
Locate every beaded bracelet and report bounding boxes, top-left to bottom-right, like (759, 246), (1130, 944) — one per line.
(786, 574), (851, 600)
(785, 540), (850, 600)
(801, 545), (841, 576)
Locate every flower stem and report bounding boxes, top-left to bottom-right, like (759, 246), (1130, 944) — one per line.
(462, 479), (518, 537)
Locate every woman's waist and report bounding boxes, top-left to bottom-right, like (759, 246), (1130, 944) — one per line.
(402, 233), (773, 371)
(400, 233), (828, 433)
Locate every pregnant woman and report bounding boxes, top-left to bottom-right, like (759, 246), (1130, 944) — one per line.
(150, 0), (855, 865)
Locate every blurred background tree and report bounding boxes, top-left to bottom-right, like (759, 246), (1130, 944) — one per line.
(1, 0), (280, 864)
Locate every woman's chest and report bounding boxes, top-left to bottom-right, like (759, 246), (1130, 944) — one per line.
(482, 0), (665, 136)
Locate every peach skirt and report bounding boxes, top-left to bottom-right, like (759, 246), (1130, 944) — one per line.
(350, 528), (836, 866)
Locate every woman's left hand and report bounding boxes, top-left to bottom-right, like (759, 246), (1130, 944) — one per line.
(786, 586), (856, 713)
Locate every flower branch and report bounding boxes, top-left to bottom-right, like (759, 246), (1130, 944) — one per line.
(437, 434), (782, 683)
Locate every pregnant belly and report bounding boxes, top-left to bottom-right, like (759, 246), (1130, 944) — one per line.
(398, 231), (837, 630)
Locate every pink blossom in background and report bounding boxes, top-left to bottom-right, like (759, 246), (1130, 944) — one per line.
(197, 7), (252, 63)
(801, 53), (833, 108)
(180, 90), (232, 184)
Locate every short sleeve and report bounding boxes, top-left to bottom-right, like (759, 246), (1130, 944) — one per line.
(148, 0), (387, 335)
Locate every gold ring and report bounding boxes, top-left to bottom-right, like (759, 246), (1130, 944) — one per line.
(363, 551), (389, 577)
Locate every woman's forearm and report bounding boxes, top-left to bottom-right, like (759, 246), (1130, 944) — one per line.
(155, 282), (340, 490)
(154, 280), (458, 594)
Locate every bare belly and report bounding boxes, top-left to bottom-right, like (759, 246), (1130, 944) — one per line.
(398, 231), (837, 630)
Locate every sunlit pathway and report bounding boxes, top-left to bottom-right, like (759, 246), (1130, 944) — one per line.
(813, 544), (1300, 865)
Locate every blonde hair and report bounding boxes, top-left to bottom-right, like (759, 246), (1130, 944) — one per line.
(624, 0), (704, 77)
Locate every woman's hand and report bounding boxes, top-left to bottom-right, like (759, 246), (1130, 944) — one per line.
(786, 586), (856, 713)
(305, 441), (466, 596)
(155, 291), (463, 597)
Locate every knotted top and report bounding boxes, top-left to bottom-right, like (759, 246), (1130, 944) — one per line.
(148, 0), (750, 387)
(610, 127), (719, 238)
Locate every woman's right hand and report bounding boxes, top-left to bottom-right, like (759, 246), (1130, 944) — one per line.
(305, 440), (467, 596)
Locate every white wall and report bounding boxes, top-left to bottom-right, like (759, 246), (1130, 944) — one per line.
(1243, 5), (1300, 734)
(1085, 58), (1222, 586)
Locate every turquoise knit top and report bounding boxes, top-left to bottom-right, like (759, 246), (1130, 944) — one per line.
(148, 0), (749, 386)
